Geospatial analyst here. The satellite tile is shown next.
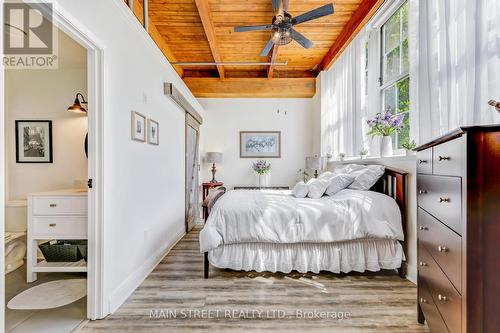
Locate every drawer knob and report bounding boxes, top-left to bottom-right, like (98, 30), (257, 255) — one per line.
(419, 298), (428, 303)
(49, 203), (57, 207)
(419, 226), (429, 231)
(439, 197), (450, 203)
(438, 156), (451, 161)
(418, 189), (428, 194)
(438, 245), (448, 252)
(49, 223), (56, 227)
(419, 261), (428, 266)
(419, 159), (428, 164)
(438, 294), (448, 302)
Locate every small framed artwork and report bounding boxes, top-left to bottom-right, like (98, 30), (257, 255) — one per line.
(147, 119), (159, 145)
(15, 120), (53, 163)
(131, 111), (146, 142)
(240, 131), (281, 158)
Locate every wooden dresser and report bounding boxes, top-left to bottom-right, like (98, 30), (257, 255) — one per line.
(416, 126), (500, 333)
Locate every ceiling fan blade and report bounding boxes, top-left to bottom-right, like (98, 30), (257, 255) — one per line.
(260, 38), (275, 57)
(234, 24), (274, 32)
(282, 0), (289, 11)
(272, 0), (281, 13)
(291, 29), (313, 49)
(291, 3), (334, 25)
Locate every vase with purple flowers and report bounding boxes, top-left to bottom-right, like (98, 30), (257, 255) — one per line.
(252, 160), (271, 187)
(366, 111), (405, 157)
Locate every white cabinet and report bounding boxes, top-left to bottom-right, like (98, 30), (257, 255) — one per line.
(27, 189), (88, 282)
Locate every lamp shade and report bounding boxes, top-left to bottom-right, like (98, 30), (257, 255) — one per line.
(206, 152), (223, 164)
(67, 93), (87, 114)
(305, 155), (323, 170)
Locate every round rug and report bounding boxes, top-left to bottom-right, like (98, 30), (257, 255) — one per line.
(7, 279), (86, 310)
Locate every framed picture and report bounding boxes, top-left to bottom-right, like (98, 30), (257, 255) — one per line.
(147, 119), (159, 145)
(240, 131), (281, 158)
(15, 120), (53, 163)
(131, 111), (146, 142)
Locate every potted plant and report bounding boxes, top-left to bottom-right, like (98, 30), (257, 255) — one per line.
(252, 160), (271, 187)
(359, 149), (369, 159)
(339, 153), (346, 161)
(402, 139), (417, 156)
(366, 111), (405, 157)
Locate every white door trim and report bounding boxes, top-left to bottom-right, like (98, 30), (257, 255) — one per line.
(38, 5), (107, 319)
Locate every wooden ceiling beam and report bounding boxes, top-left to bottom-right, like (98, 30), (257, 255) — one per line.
(267, 45), (279, 79)
(318, 0), (384, 71)
(194, 0), (225, 79)
(184, 78), (316, 98)
(129, 0), (184, 77)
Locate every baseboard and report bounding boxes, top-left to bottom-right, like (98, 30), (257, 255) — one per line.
(108, 228), (185, 313)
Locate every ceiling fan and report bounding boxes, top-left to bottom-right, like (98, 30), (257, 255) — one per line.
(234, 0), (334, 57)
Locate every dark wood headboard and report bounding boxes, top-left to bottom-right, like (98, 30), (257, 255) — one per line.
(371, 166), (409, 278)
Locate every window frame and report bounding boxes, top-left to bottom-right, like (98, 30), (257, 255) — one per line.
(379, 1), (410, 152)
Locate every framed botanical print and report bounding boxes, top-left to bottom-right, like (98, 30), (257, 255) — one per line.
(131, 111), (146, 142)
(15, 120), (53, 163)
(240, 131), (281, 158)
(147, 119), (159, 145)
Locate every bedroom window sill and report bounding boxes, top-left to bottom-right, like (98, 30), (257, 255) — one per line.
(329, 154), (416, 164)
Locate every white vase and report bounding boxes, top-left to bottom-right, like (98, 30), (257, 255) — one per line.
(258, 173), (270, 187)
(380, 136), (393, 157)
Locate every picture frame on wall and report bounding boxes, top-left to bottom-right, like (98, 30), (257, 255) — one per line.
(147, 119), (159, 145)
(240, 131), (281, 158)
(131, 111), (146, 142)
(15, 120), (53, 163)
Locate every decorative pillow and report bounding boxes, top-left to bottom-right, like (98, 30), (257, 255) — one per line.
(334, 164), (367, 175)
(292, 181), (309, 198)
(325, 174), (356, 196)
(318, 171), (334, 180)
(307, 178), (330, 199)
(348, 165), (385, 190)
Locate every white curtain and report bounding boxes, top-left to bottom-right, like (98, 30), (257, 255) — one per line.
(320, 34), (365, 157)
(413, 0), (500, 143)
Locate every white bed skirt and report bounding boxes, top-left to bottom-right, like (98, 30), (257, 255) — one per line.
(208, 239), (404, 274)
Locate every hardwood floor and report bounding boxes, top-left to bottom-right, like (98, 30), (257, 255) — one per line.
(80, 228), (429, 333)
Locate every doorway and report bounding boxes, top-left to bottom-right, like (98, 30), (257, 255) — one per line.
(185, 113), (200, 233)
(2, 4), (105, 332)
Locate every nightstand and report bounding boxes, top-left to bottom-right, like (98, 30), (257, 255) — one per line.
(202, 182), (224, 202)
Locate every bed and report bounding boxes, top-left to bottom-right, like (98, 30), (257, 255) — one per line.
(200, 166), (408, 279)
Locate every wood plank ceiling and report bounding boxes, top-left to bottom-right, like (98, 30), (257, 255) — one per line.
(144, 0), (383, 97)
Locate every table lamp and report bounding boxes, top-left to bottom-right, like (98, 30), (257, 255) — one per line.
(306, 155), (324, 178)
(206, 152), (223, 183)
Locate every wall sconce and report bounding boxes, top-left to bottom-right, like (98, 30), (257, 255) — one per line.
(67, 93), (88, 114)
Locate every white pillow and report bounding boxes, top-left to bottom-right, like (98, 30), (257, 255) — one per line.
(318, 171), (334, 180)
(292, 181), (309, 198)
(325, 174), (356, 196)
(334, 164), (367, 175)
(348, 165), (385, 190)
(307, 178), (330, 199)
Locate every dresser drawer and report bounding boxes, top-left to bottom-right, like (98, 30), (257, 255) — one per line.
(418, 280), (450, 333)
(418, 208), (462, 293)
(33, 197), (87, 216)
(32, 216), (87, 237)
(417, 175), (462, 235)
(418, 245), (461, 333)
(433, 136), (465, 176)
(417, 148), (433, 174)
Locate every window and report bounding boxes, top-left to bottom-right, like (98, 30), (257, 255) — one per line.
(380, 2), (409, 149)
(364, 41), (369, 97)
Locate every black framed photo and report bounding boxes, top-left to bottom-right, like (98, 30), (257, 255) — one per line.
(15, 120), (53, 163)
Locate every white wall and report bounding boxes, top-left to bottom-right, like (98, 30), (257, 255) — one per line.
(5, 30), (88, 206)
(29, 0), (204, 316)
(199, 98), (314, 189)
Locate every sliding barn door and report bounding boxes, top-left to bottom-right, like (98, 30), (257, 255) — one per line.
(185, 114), (200, 232)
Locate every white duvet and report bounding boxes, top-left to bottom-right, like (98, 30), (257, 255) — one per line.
(199, 189), (403, 252)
